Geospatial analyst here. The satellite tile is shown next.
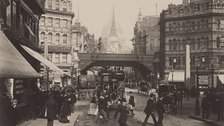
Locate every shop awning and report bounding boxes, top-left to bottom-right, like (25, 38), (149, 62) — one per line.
(168, 71), (185, 82)
(218, 75), (224, 84)
(0, 31), (40, 78)
(21, 45), (70, 77)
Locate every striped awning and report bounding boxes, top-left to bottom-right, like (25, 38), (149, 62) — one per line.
(0, 31), (40, 78)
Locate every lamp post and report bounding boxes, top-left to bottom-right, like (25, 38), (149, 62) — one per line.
(195, 59), (200, 115)
(195, 56), (205, 115)
(210, 60), (214, 88)
(172, 58), (177, 84)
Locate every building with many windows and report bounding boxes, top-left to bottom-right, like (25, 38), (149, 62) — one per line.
(132, 9), (160, 55)
(160, 0), (224, 88)
(39, 0), (74, 86)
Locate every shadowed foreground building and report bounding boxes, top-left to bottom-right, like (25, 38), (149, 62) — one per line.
(0, 0), (45, 123)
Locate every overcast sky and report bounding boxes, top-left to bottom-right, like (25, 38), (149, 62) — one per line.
(72, 0), (181, 45)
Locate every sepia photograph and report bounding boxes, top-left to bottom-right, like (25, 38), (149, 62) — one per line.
(0, 0), (224, 126)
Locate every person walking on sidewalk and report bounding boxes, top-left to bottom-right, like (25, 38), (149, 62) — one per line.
(155, 97), (166, 126)
(128, 91), (135, 116)
(142, 93), (157, 126)
(45, 94), (57, 126)
(201, 93), (210, 119)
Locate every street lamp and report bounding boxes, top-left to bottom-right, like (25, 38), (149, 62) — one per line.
(195, 58), (200, 116)
(172, 58), (177, 84)
(194, 56), (205, 116)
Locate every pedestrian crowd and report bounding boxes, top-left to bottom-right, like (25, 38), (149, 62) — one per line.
(44, 86), (77, 126)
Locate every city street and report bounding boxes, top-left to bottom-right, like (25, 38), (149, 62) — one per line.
(73, 88), (213, 126)
(2, 1), (224, 126)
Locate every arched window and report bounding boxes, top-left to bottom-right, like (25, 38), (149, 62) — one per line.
(62, 34), (67, 45)
(55, 0), (60, 10)
(62, 1), (67, 11)
(40, 32), (45, 45)
(55, 33), (60, 45)
(48, 33), (52, 44)
(48, 0), (52, 9)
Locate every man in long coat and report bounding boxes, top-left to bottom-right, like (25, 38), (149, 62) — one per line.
(155, 97), (166, 126)
(142, 93), (157, 126)
(45, 95), (57, 126)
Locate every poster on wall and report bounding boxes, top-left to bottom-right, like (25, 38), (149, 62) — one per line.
(4, 78), (14, 99)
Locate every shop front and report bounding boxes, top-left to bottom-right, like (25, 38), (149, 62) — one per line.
(0, 31), (41, 123)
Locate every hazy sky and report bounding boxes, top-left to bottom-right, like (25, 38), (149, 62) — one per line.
(72, 0), (181, 44)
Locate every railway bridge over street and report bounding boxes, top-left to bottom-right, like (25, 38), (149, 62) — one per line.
(78, 53), (155, 80)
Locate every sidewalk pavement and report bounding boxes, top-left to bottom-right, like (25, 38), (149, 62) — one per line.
(17, 100), (90, 126)
(189, 114), (224, 126)
(172, 96), (224, 126)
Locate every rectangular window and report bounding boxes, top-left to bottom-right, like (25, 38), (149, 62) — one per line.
(48, 0), (52, 9)
(62, 35), (67, 45)
(48, 54), (52, 61)
(55, 34), (60, 45)
(40, 17), (45, 26)
(40, 33), (45, 45)
(169, 57), (173, 66)
(55, 18), (60, 27)
(6, 2), (11, 26)
(62, 54), (67, 63)
(48, 18), (52, 26)
(62, 19), (67, 28)
(48, 33), (52, 44)
(55, 53), (60, 63)
(12, 1), (17, 27)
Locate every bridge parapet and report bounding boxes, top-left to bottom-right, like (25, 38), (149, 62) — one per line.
(78, 53), (154, 74)
(79, 53), (154, 62)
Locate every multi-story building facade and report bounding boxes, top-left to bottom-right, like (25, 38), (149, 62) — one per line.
(132, 10), (160, 83)
(160, 0), (224, 88)
(39, 0), (74, 86)
(132, 10), (160, 55)
(72, 20), (97, 54)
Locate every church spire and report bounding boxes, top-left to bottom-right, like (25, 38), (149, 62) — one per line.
(109, 7), (117, 37)
(137, 8), (143, 23)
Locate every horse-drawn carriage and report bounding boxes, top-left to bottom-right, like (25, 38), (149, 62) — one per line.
(137, 81), (150, 95)
(158, 84), (177, 114)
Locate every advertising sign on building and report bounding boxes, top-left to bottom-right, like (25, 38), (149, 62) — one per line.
(198, 75), (209, 85)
